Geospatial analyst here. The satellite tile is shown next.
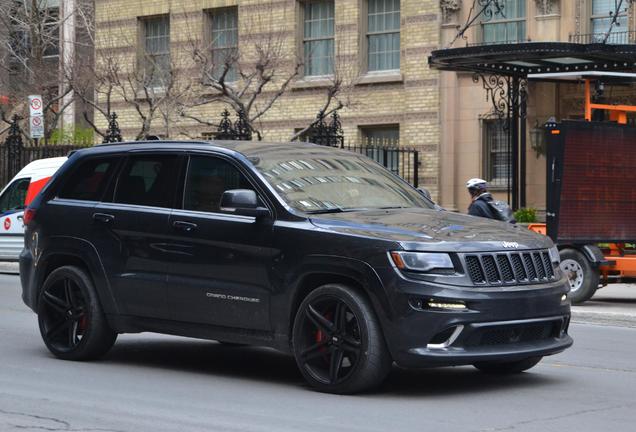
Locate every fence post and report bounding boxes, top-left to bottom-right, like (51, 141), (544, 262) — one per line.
(5, 115), (24, 184)
(413, 151), (419, 188)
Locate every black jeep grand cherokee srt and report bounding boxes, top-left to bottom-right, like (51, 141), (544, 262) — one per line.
(20, 141), (572, 394)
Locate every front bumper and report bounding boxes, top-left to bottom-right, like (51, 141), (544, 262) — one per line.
(374, 267), (573, 368)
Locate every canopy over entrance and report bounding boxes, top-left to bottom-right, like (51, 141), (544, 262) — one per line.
(428, 42), (636, 210)
(428, 42), (636, 78)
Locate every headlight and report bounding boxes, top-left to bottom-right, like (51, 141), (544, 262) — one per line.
(548, 246), (560, 264)
(390, 251), (454, 272)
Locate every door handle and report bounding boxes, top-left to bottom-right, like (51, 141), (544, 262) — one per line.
(172, 220), (198, 232)
(92, 213), (115, 224)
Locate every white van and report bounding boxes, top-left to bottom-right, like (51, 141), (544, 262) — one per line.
(0, 157), (67, 260)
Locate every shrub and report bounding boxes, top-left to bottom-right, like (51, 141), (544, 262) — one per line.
(514, 207), (537, 223)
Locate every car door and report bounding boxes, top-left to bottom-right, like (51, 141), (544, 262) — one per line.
(166, 154), (276, 331)
(91, 152), (184, 319)
(0, 177), (30, 259)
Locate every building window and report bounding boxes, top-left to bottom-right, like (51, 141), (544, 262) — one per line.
(483, 119), (510, 187)
(209, 7), (238, 82)
(591, 0), (628, 43)
(481, 0), (526, 44)
(367, 0), (400, 72)
(359, 125), (400, 174)
(142, 16), (170, 89)
(43, 7), (60, 57)
(303, 1), (334, 77)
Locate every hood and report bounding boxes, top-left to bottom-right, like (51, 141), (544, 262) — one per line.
(309, 208), (551, 252)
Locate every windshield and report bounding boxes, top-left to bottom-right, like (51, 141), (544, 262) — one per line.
(250, 150), (434, 213)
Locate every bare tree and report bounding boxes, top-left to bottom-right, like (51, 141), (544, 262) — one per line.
(176, 3), (304, 140)
(70, 9), (197, 141)
(0, 0), (85, 141)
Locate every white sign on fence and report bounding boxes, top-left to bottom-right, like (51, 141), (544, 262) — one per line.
(28, 95), (43, 117)
(30, 115), (45, 139)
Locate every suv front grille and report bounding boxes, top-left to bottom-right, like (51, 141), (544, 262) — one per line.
(463, 251), (556, 286)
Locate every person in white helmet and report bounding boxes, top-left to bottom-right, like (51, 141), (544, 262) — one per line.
(466, 178), (498, 219)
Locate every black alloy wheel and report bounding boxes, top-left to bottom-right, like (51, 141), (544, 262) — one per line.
(292, 284), (392, 394)
(39, 275), (87, 353)
(38, 266), (117, 361)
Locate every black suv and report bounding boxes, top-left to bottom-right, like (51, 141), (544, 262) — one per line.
(20, 141), (572, 393)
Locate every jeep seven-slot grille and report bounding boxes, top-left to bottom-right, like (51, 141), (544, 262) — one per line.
(464, 251), (556, 285)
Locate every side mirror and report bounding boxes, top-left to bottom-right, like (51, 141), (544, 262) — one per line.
(220, 189), (271, 218)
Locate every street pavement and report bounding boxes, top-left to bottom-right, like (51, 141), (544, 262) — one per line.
(2, 273), (636, 432)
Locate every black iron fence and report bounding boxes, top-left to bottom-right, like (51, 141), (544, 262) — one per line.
(0, 143), (88, 186)
(0, 117), (89, 186)
(343, 140), (419, 188)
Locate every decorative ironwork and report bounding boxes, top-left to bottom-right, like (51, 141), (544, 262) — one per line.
(473, 74), (509, 119)
(234, 109), (252, 141)
(305, 110), (344, 148)
(215, 109), (252, 141)
(102, 112), (123, 143)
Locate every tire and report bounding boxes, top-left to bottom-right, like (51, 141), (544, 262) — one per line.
(292, 284), (392, 394)
(37, 265), (117, 361)
(474, 356), (543, 374)
(559, 248), (599, 304)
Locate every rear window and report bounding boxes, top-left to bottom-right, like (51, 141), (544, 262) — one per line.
(58, 158), (119, 201)
(113, 155), (180, 208)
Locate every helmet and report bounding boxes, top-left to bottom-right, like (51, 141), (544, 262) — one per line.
(466, 178), (488, 190)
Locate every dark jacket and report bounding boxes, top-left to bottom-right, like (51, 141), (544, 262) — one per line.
(468, 192), (497, 220)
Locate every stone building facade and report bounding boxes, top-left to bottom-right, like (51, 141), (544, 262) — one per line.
(94, 0), (443, 196)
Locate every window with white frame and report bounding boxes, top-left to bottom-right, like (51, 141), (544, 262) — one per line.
(142, 16), (170, 89)
(591, 0), (629, 43)
(483, 119), (510, 187)
(481, 0), (526, 44)
(209, 7), (238, 82)
(303, 1), (334, 77)
(367, 0), (400, 72)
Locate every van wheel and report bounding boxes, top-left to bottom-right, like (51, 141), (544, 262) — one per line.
(292, 284), (392, 394)
(560, 249), (599, 304)
(474, 356), (543, 374)
(38, 266), (117, 361)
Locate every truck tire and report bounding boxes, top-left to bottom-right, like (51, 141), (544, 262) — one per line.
(559, 248), (599, 304)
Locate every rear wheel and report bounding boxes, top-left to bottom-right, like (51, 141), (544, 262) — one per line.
(292, 284), (392, 394)
(560, 248), (599, 304)
(474, 356), (543, 374)
(38, 266), (117, 361)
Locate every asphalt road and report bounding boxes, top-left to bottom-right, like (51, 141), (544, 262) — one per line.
(2, 274), (636, 432)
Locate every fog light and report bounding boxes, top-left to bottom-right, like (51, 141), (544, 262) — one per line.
(561, 294), (567, 302)
(427, 300), (467, 310)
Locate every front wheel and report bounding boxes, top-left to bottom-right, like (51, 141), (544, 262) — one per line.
(474, 356), (543, 374)
(292, 284), (392, 394)
(559, 248), (599, 304)
(38, 266), (117, 361)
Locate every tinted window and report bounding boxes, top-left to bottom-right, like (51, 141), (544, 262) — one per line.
(184, 156), (251, 213)
(59, 158), (119, 201)
(0, 178), (30, 212)
(114, 155), (179, 208)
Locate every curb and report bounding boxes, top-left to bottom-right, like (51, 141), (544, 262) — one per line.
(571, 310), (636, 328)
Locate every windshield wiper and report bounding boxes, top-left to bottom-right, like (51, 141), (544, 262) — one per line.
(305, 208), (345, 214)
(306, 207), (372, 214)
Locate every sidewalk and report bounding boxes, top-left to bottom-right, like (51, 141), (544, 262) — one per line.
(571, 283), (636, 328)
(0, 262), (18, 274)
